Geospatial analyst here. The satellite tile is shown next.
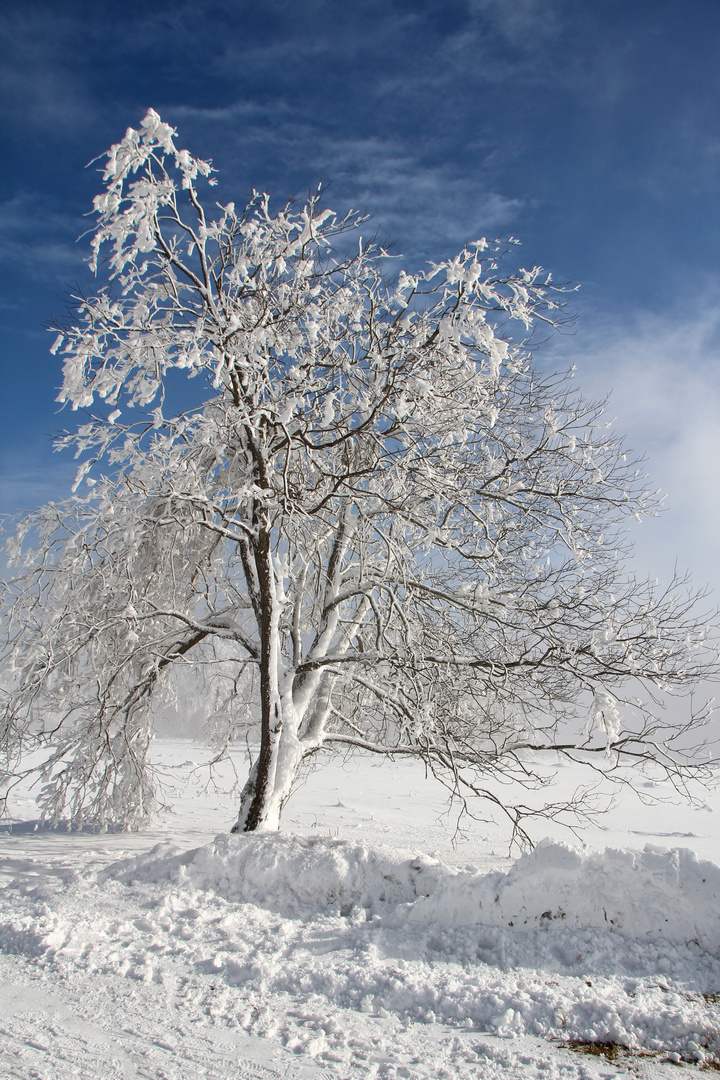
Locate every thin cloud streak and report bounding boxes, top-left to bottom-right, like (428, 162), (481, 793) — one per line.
(0, 194), (85, 277)
(0, 449), (78, 519)
(0, 7), (102, 134)
(166, 108), (526, 260)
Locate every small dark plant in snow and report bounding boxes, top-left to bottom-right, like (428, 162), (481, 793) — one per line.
(1, 111), (717, 838)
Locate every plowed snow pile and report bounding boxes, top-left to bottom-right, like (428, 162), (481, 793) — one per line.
(3, 832), (719, 1075)
(106, 832), (720, 947)
(402, 839), (720, 947)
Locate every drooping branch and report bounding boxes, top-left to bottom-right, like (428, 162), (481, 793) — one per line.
(2, 109), (717, 836)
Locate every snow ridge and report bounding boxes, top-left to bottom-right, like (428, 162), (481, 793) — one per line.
(104, 833), (720, 950)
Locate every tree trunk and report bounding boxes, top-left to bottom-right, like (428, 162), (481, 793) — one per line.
(231, 691), (304, 832)
(231, 507), (352, 833)
(231, 523), (305, 832)
(235, 522), (281, 831)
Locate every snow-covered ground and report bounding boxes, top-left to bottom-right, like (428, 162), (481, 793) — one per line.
(1, 741), (718, 1079)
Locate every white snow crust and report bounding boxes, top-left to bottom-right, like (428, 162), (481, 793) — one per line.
(1, 744), (718, 1079)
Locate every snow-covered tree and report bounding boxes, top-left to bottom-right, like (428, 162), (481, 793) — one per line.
(1, 111), (717, 840)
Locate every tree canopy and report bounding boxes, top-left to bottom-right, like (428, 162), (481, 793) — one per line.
(1, 110), (717, 841)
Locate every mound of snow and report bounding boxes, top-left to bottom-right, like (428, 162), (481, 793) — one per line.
(400, 839), (720, 950)
(105, 833), (720, 950)
(104, 832), (447, 917)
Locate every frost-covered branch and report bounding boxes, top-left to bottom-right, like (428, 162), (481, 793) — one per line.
(2, 110), (718, 837)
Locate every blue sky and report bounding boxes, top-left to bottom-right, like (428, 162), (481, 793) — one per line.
(1, 0), (719, 594)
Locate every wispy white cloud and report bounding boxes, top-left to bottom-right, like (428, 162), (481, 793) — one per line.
(206, 4), (422, 81)
(304, 135), (524, 254)
(165, 107), (526, 260)
(546, 287), (720, 595)
(468, 0), (564, 47)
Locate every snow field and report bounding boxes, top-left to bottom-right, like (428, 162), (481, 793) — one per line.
(1, 831), (718, 1074)
(1, 744), (719, 1078)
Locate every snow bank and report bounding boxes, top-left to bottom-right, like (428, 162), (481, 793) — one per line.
(402, 839), (720, 951)
(105, 833), (447, 917)
(105, 833), (720, 951)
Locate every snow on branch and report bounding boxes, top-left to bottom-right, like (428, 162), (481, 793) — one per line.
(2, 111), (718, 836)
